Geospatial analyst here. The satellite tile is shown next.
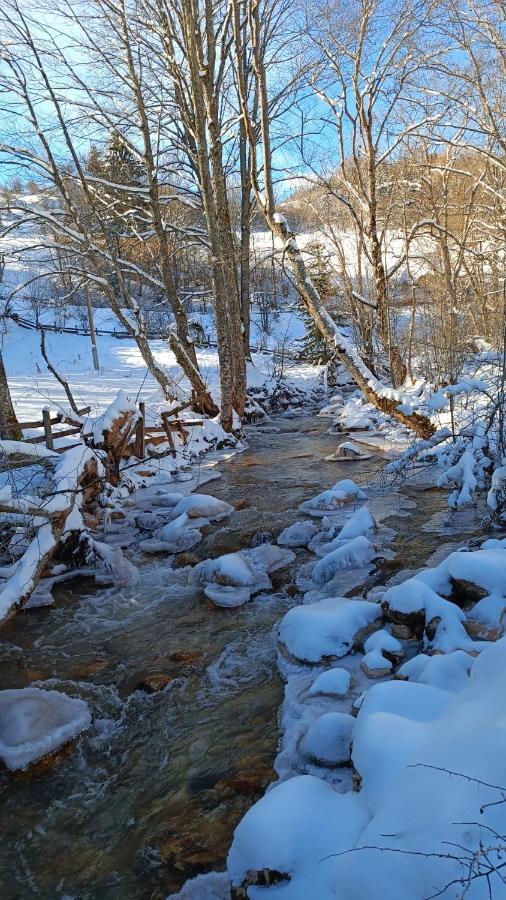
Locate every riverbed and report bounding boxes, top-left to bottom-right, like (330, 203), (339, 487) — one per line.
(0, 413), (475, 898)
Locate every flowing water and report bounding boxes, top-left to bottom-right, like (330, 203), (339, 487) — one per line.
(0, 414), (480, 898)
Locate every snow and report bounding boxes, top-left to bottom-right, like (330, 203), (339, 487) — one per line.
(278, 597), (382, 664)
(398, 651), (473, 693)
(308, 667), (351, 697)
(299, 711), (354, 766)
(0, 687), (91, 770)
(167, 871), (230, 900)
(228, 775), (368, 897)
(363, 628), (402, 657)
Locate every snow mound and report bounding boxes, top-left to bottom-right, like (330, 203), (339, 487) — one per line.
(308, 667), (351, 697)
(398, 650), (473, 693)
(227, 775), (368, 897)
(360, 649), (393, 678)
(312, 536), (375, 585)
(0, 687), (91, 770)
(299, 711), (354, 766)
(278, 597), (382, 665)
(363, 628), (403, 660)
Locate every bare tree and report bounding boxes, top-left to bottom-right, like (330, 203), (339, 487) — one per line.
(231, 0), (435, 437)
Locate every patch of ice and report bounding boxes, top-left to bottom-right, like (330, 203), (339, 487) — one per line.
(0, 687), (91, 770)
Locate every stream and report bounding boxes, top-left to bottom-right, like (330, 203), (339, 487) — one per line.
(0, 413), (480, 898)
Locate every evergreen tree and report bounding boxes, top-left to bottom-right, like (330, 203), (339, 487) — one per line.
(87, 132), (145, 235)
(298, 242), (343, 362)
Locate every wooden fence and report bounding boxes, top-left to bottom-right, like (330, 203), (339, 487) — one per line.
(2, 401), (203, 459)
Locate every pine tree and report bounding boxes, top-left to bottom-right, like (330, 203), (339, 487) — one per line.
(298, 242), (342, 362)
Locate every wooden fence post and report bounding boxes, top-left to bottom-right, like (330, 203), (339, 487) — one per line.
(134, 401), (145, 458)
(42, 407), (54, 450)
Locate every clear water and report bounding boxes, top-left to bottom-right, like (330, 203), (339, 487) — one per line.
(0, 414), (477, 898)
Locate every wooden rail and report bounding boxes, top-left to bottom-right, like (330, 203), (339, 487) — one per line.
(2, 401), (204, 458)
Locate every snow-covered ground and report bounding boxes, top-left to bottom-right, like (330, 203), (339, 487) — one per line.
(1, 309), (317, 429)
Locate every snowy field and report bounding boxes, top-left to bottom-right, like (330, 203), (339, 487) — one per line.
(1, 309), (316, 429)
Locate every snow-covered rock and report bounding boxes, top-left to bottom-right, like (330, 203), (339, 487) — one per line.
(360, 649), (393, 678)
(311, 507), (376, 557)
(278, 597), (382, 665)
(325, 441), (373, 462)
(299, 711), (355, 767)
(0, 687), (91, 771)
(397, 650), (473, 693)
(277, 520), (320, 548)
(194, 544), (295, 606)
(227, 775), (368, 898)
(300, 479), (367, 516)
(308, 667), (351, 697)
(363, 628), (403, 663)
(312, 536), (375, 585)
(167, 494), (234, 522)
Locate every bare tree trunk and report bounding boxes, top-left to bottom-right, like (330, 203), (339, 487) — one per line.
(0, 350), (21, 440)
(168, 333), (219, 417)
(239, 118), (252, 357)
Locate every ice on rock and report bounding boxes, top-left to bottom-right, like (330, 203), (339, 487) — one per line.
(140, 513), (204, 554)
(194, 544), (295, 605)
(227, 775), (368, 898)
(360, 649), (393, 678)
(325, 441), (373, 462)
(313, 507), (376, 557)
(278, 597), (382, 665)
(299, 479), (367, 516)
(245, 543), (295, 573)
(312, 536), (375, 585)
(154, 492), (184, 508)
(204, 584), (252, 608)
(277, 520), (320, 548)
(308, 667), (351, 697)
(0, 687), (91, 771)
(300, 711), (355, 766)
